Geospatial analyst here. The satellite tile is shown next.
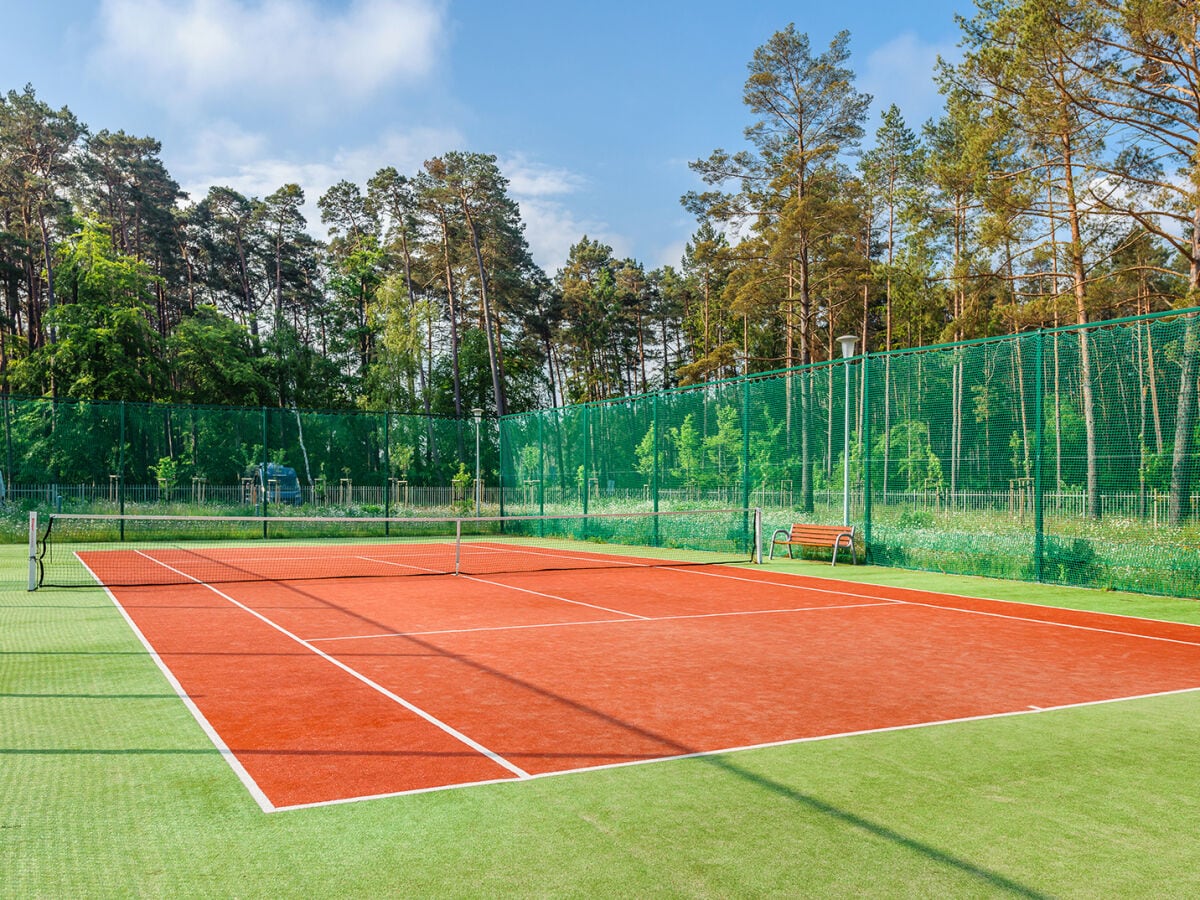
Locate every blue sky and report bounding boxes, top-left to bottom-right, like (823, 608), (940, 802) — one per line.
(2, 0), (967, 272)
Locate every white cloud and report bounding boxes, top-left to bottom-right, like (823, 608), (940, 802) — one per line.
(499, 156), (630, 272)
(513, 196), (622, 275)
(171, 124), (464, 233)
(860, 32), (957, 132)
(92, 0), (445, 113)
(173, 139), (629, 272)
(500, 154), (585, 198)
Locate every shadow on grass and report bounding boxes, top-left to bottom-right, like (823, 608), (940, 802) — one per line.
(699, 753), (1049, 898)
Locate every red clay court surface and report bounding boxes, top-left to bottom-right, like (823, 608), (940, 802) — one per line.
(78, 543), (1200, 812)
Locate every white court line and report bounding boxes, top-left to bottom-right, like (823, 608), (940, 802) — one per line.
(354, 555), (440, 574)
(388, 542), (1200, 648)
(273, 683), (1200, 812)
(729, 566), (1200, 632)
(462, 574), (649, 619)
(358, 555), (650, 620)
(129, 549), (530, 782)
(74, 553), (276, 813)
(462, 541), (646, 567)
(660, 566), (1200, 649)
(307, 601), (897, 643)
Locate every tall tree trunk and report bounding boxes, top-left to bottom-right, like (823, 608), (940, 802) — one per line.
(436, 209), (464, 435)
(1061, 135), (1100, 519)
(459, 198), (506, 417)
(36, 208), (57, 344)
(1168, 318), (1198, 526)
(398, 232), (435, 456)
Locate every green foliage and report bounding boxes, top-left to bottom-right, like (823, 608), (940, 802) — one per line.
(1044, 393), (1085, 489)
(391, 442), (415, 478)
(12, 223), (167, 400)
(701, 404), (743, 485)
(896, 507), (935, 529)
(667, 413), (703, 483)
(878, 420), (945, 493)
(451, 461), (472, 498)
(169, 305), (269, 405)
(1139, 443), (1170, 492)
(820, 430), (865, 494)
(150, 455), (179, 486)
(748, 402), (786, 489)
(634, 425), (656, 480)
(1033, 537), (1101, 587)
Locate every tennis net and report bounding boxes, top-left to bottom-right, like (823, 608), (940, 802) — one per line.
(28, 508), (763, 589)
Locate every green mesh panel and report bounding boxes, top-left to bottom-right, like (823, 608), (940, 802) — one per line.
(499, 310), (1200, 599)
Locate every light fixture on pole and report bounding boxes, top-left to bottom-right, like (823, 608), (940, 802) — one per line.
(837, 335), (858, 528)
(471, 408), (483, 517)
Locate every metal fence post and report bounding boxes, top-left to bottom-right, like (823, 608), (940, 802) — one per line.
(582, 404), (589, 517)
(498, 413), (505, 520)
(1034, 330), (1045, 582)
(4, 394), (13, 492)
(383, 411), (391, 534)
(862, 352), (872, 559)
(118, 401), (126, 541)
(261, 406), (268, 538)
(742, 377), (751, 511)
(742, 376), (752, 553)
(538, 411), (545, 537)
(652, 393), (660, 546)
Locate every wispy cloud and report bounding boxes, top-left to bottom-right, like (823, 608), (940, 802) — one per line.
(92, 0), (445, 114)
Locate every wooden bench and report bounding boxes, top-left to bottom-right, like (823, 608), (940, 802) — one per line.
(769, 524), (856, 566)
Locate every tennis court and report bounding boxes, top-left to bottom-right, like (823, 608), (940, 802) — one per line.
(43, 515), (1200, 813)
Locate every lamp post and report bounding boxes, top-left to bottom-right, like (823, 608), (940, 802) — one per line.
(837, 335), (858, 527)
(471, 408), (483, 517)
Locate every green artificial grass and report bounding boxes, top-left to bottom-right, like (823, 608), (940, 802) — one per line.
(3, 544), (1200, 897)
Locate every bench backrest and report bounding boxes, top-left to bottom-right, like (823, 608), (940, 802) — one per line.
(788, 524), (854, 545)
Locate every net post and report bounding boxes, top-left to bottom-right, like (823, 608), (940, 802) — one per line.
(753, 506), (762, 564)
(454, 518), (462, 575)
(27, 511), (38, 591)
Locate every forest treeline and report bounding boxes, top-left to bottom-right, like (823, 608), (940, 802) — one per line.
(0, 0), (1198, 434)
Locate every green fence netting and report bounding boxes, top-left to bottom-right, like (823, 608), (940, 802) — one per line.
(2, 399), (494, 529)
(5, 307), (1199, 599)
(500, 308), (1200, 600)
